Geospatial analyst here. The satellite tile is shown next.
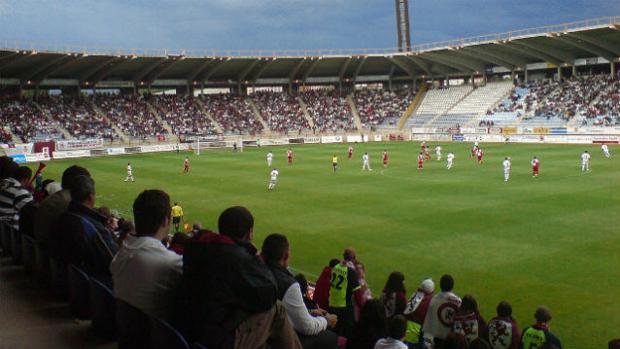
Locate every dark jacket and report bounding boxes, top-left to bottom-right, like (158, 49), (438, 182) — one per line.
(52, 200), (118, 282)
(182, 231), (277, 347)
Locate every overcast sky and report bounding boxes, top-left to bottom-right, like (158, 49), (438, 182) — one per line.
(1, 0), (619, 51)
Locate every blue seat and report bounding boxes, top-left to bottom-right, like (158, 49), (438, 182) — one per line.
(50, 257), (68, 300)
(116, 299), (150, 349)
(21, 234), (36, 273)
(89, 278), (116, 339)
(67, 264), (91, 320)
(150, 316), (190, 349)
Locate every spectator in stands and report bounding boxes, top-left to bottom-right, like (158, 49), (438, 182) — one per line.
(348, 299), (388, 349)
(441, 332), (468, 349)
(294, 273), (318, 311)
(487, 301), (520, 349)
(329, 250), (363, 337)
(354, 262), (372, 320)
(404, 278), (435, 327)
(380, 271), (407, 319)
(0, 166), (33, 231)
(114, 218), (135, 246)
(0, 156), (15, 180)
(313, 258), (340, 310)
(34, 166), (90, 247)
(53, 175), (117, 283)
(111, 190), (182, 321)
(520, 306), (562, 349)
(182, 206), (301, 349)
(452, 294), (488, 344)
(261, 233), (339, 349)
(374, 315), (409, 349)
(422, 274), (462, 348)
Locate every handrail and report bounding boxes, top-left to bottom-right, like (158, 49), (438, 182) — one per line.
(0, 16), (618, 58)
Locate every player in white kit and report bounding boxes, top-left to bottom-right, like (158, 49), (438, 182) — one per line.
(362, 152), (372, 171)
(581, 150), (591, 171)
(446, 152), (455, 170)
(435, 145), (442, 161)
(268, 168), (279, 190)
(601, 144), (610, 158)
(124, 162), (135, 182)
(267, 151), (273, 167)
(502, 157), (511, 182)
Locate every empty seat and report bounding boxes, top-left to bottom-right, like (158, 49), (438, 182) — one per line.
(150, 316), (190, 349)
(89, 278), (116, 339)
(67, 264), (91, 320)
(116, 299), (150, 349)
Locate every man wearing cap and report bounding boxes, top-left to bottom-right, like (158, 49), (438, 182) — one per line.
(520, 306), (562, 349)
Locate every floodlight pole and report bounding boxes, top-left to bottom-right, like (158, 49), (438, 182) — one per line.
(395, 0), (411, 52)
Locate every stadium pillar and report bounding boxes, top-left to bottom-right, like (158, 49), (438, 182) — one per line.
(556, 66), (562, 81)
(524, 68), (529, 82)
(445, 76), (450, 87)
(611, 62), (616, 77)
(572, 65), (577, 77)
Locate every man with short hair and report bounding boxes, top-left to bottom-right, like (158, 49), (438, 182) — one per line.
(183, 206), (302, 349)
(54, 175), (117, 283)
(520, 306), (561, 349)
(111, 190), (182, 320)
(488, 301), (520, 349)
(581, 150), (591, 172)
(329, 248), (362, 337)
(422, 274), (462, 348)
(262, 234), (338, 349)
(362, 152), (372, 171)
(171, 202), (184, 233)
(503, 157), (511, 182)
(0, 166), (33, 230)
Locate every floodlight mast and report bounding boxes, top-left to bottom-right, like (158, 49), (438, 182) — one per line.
(395, 0), (411, 52)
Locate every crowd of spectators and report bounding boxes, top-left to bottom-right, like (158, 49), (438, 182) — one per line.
(37, 96), (115, 141)
(153, 95), (217, 136)
(251, 91), (309, 134)
(0, 152), (569, 349)
(201, 94), (263, 135)
(302, 90), (355, 133)
(355, 89), (414, 128)
(0, 97), (64, 142)
(94, 95), (168, 139)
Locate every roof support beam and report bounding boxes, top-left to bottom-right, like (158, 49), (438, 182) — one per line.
(566, 32), (620, 57)
(440, 51), (487, 72)
(186, 59), (215, 82)
(133, 58), (167, 83)
(288, 59), (307, 82)
(338, 57), (352, 81)
(302, 59), (321, 83)
(388, 56), (416, 79)
(459, 47), (517, 70)
(236, 59), (260, 83)
(80, 57), (125, 84)
(553, 35), (616, 62)
(352, 56), (368, 83)
(406, 56), (433, 76)
(198, 58), (230, 82)
(466, 46), (528, 68)
(509, 41), (571, 65)
(144, 57), (185, 84)
(21, 55), (76, 83)
(423, 53), (473, 73)
(251, 58), (276, 83)
(0, 53), (31, 71)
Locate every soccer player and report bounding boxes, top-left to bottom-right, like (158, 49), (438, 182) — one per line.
(503, 157), (511, 182)
(332, 155), (338, 173)
(471, 142), (479, 157)
(602, 143), (611, 158)
(348, 145), (353, 159)
(362, 152), (372, 171)
(287, 148), (293, 165)
(382, 149), (389, 168)
(171, 202), (184, 233)
(531, 156), (540, 178)
(435, 145), (442, 161)
(268, 168), (279, 191)
(476, 147), (484, 164)
(417, 152), (424, 170)
(124, 162), (135, 182)
(581, 150), (591, 172)
(183, 156), (190, 173)
(447, 152), (455, 170)
(266, 151), (273, 167)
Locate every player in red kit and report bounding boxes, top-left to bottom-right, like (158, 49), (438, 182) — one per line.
(348, 145), (353, 159)
(382, 150), (389, 167)
(287, 148), (293, 165)
(476, 148), (484, 164)
(531, 156), (540, 178)
(183, 156), (190, 173)
(417, 152), (424, 170)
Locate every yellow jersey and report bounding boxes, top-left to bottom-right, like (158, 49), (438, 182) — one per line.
(332, 156), (338, 164)
(171, 205), (184, 218)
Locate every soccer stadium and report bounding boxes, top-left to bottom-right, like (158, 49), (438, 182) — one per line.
(0, 2), (619, 348)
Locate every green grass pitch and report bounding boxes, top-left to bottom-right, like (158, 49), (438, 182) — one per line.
(32, 142), (619, 348)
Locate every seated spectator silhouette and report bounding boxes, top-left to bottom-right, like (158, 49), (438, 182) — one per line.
(0, 165), (33, 231)
(111, 189), (182, 321)
(348, 298), (388, 349)
(313, 258), (339, 310)
(54, 175), (117, 283)
(380, 271), (407, 319)
(374, 315), (408, 349)
(422, 274), (462, 348)
(487, 301), (520, 349)
(452, 294), (488, 344)
(182, 206), (302, 349)
(520, 306), (562, 349)
(261, 233), (339, 349)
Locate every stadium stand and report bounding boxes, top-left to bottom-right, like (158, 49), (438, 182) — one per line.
(250, 91), (309, 134)
(37, 96), (115, 141)
(301, 90), (356, 133)
(94, 95), (168, 140)
(355, 88), (415, 129)
(152, 95), (217, 136)
(200, 94), (263, 135)
(405, 85), (472, 128)
(0, 98), (64, 142)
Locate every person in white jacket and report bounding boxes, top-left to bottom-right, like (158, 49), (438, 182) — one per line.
(110, 190), (182, 321)
(422, 274), (462, 349)
(261, 234), (339, 349)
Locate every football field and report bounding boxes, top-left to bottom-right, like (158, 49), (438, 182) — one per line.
(34, 142), (619, 348)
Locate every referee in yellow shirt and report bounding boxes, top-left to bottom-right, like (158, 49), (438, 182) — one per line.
(332, 154), (338, 173)
(171, 202), (184, 233)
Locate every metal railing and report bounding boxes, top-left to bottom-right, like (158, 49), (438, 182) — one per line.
(1, 16), (619, 58)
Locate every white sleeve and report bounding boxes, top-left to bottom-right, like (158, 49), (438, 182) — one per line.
(282, 283), (328, 335)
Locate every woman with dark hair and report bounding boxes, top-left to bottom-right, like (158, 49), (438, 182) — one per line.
(380, 271), (407, 319)
(347, 298), (388, 349)
(452, 294), (488, 344)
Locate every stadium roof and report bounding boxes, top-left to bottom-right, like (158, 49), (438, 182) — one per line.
(1, 16), (619, 88)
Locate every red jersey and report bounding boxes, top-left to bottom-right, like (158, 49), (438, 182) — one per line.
(287, 150), (293, 158)
(348, 148), (353, 159)
(531, 159), (539, 169)
(383, 152), (388, 161)
(184, 159), (189, 167)
(477, 150), (484, 160)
